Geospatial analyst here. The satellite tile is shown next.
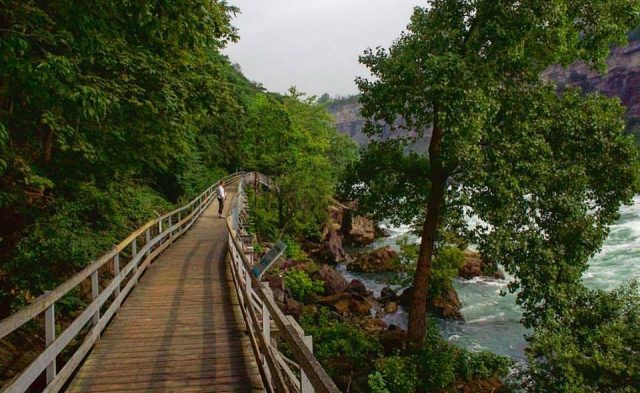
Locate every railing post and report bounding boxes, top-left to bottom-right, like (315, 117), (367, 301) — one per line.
(113, 251), (120, 299)
(168, 215), (173, 241)
(132, 238), (139, 283)
(158, 219), (162, 234)
(301, 335), (314, 393)
(262, 284), (273, 386)
(91, 271), (99, 327)
(145, 228), (151, 259)
(44, 295), (56, 384)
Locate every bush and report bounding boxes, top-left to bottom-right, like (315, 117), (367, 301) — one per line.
(369, 356), (418, 393)
(368, 323), (511, 392)
(301, 307), (382, 391)
(284, 269), (324, 302)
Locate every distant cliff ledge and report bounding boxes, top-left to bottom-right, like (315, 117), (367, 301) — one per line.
(327, 39), (640, 145)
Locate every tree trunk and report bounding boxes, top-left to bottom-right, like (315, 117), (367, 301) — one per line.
(407, 105), (447, 350)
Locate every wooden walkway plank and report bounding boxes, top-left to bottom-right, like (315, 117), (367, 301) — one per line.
(64, 182), (264, 392)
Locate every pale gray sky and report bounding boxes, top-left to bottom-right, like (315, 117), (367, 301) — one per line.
(224, 0), (423, 97)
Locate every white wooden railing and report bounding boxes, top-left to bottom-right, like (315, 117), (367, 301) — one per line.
(0, 172), (339, 393)
(226, 173), (339, 393)
(0, 173), (241, 393)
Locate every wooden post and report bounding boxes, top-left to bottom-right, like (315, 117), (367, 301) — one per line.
(132, 238), (139, 284)
(158, 219), (162, 234)
(44, 297), (56, 384)
(113, 251), (120, 299)
(91, 271), (99, 327)
(168, 215), (173, 241)
(262, 284), (272, 386)
(145, 228), (151, 258)
(301, 335), (314, 393)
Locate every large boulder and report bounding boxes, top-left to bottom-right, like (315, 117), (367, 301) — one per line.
(397, 286), (464, 320)
(312, 264), (349, 295)
(346, 279), (370, 296)
(459, 250), (504, 279)
(342, 210), (377, 245)
(432, 288), (463, 320)
(348, 246), (399, 273)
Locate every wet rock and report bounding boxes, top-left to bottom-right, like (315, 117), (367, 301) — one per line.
(360, 317), (388, 332)
(380, 286), (398, 303)
(349, 297), (373, 316)
(384, 302), (398, 314)
(348, 246), (399, 273)
(432, 288), (464, 320)
(459, 250), (504, 279)
(346, 279), (369, 296)
(397, 286), (464, 320)
(312, 264), (349, 295)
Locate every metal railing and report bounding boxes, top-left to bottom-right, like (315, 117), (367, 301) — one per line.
(0, 173), (241, 393)
(226, 173), (339, 393)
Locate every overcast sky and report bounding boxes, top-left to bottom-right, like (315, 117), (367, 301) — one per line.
(224, 1), (423, 97)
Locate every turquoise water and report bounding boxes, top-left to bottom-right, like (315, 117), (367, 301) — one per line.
(343, 196), (640, 360)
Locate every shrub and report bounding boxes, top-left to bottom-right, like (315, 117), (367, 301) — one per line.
(369, 356), (418, 393)
(284, 269), (324, 302)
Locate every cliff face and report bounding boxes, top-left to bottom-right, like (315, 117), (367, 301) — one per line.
(329, 40), (640, 144)
(542, 40), (640, 134)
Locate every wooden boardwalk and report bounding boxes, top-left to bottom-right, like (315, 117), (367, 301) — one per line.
(65, 182), (263, 392)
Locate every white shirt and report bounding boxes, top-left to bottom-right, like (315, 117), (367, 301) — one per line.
(217, 184), (226, 200)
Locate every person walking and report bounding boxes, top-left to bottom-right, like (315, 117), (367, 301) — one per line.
(217, 180), (226, 218)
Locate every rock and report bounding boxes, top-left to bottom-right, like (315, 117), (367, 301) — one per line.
(343, 211), (377, 245)
(349, 297), (373, 316)
(334, 298), (351, 315)
(268, 275), (284, 290)
(380, 286), (398, 303)
(397, 286), (463, 320)
(398, 287), (413, 308)
(346, 279), (369, 296)
(459, 250), (504, 279)
(432, 288), (464, 320)
(379, 327), (407, 355)
(348, 246), (399, 273)
(312, 264), (348, 295)
(384, 302), (398, 314)
(454, 376), (505, 393)
(360, 317), (388, 332)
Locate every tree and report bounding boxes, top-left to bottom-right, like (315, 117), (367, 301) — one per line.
(349, 0), (640, 350)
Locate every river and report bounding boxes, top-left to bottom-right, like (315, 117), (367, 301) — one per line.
(340, 196), (640, 360)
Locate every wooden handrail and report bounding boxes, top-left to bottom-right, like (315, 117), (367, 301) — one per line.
(0, 172), (243, 393)
(226, 172), (340, 393)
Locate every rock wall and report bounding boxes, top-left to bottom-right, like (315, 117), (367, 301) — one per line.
(329, 40), (640, 144)
(542, 40), (640, 134)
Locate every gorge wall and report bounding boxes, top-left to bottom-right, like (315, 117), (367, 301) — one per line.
(327, 39), (640, 144)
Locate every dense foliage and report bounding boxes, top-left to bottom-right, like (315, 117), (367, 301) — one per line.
(0, 1), (354, 319)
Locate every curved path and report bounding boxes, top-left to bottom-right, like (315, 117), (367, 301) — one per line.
(65, 182), (263, 392)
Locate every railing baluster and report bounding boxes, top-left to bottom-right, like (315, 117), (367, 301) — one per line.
(113, 251), (120, 299)
(262, 284), (272, 387)
(145, 228), (151, 259)
(91, 271), (99, 326)
(45, 296), (56, 384)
